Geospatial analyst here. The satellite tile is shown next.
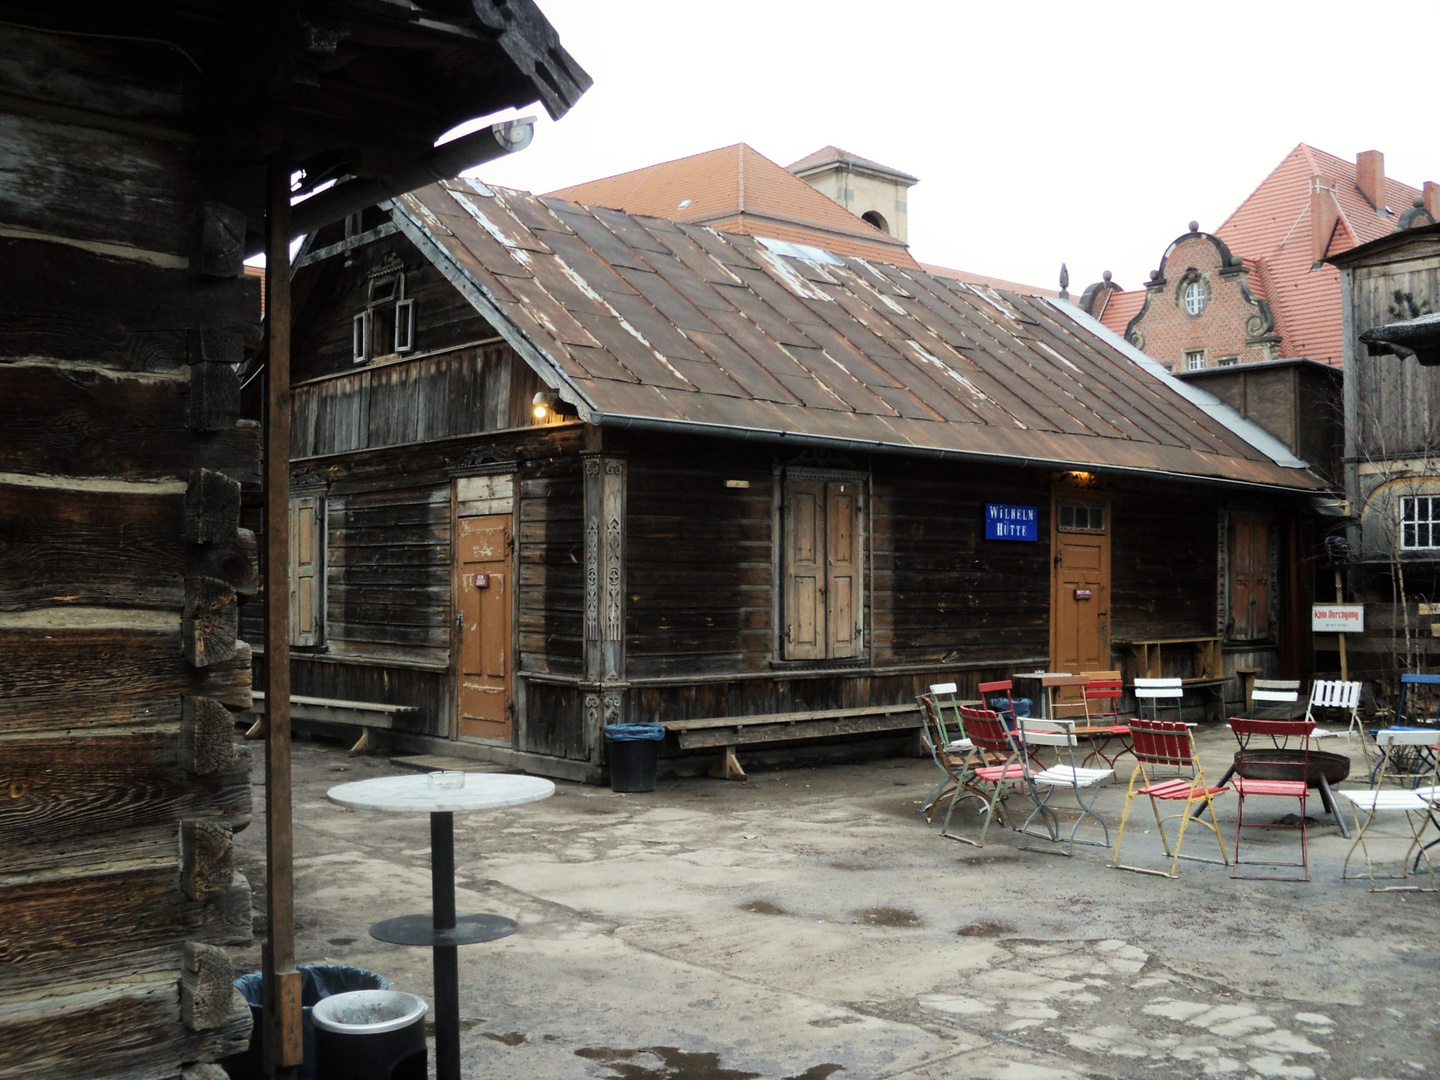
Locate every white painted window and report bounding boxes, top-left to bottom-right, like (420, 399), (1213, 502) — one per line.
(1184, 280), (1206, 315)
(1185, 349), (1206, 370)
(1218, 355), (1239, 367)
(1401, 495), (1440, 550)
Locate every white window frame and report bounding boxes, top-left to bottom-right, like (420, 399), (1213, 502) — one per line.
(352, 310), (372, 364)
(1401, 495), (1440, 551)
(1184, 280), (1206, 315)
(394, 298), (415, 354)
(1185, 349), (1206, 371)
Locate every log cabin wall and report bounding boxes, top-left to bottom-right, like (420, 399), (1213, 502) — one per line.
(0, 22), (258, 1079)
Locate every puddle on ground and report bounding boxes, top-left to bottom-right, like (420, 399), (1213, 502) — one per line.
(855, 906), (921, 928)
(483, 1031), (528, 1046)
(575, 1047), (843, 1080)
(325, 936), (356, 946)
(956, 919), (1015, 937)
(826, 861), (871, 872)
(740, 900), (786, 915)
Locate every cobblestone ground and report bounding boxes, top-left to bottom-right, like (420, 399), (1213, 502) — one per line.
(233, 726), (1440, 1080)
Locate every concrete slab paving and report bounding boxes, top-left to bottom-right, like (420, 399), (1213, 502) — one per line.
(232, 725), (1440, 1080)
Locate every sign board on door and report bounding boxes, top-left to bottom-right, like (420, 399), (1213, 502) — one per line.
(985, 503), (1038, 542)
(1312, 604), (1364, 633)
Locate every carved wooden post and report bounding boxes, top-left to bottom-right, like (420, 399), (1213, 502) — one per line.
(582, 453), (626, 755)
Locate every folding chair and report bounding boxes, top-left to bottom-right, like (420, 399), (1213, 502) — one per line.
(916, 694), (981, 826)
(1134, 677), (1184, 723)
(1339, 729), (1440, 891)
(1250, 679), (1301, 720)
(1015, 719), (1113, 855)
(1228, 718), (1315, 881)
(1111, 719), (1229, 877)
(1304, 680), (1363, 737)
(939, 706), (1029, 847)
(978, 679), (1025, 726)
(1076, 674), (1131, 769)
(927, 683), (974, 752)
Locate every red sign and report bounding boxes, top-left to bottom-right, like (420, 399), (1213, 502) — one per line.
(1073, 588), (1093, 600)
(473, 573), (490, 588)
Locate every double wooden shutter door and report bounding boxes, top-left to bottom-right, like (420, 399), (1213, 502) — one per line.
(783, 479), (861, 660)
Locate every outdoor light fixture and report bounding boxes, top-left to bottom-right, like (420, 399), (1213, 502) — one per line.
(532, 391), (558, 420)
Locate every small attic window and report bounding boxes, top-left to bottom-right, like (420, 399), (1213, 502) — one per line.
(368, 272), (402, 306)
(862, 210), (890, 235)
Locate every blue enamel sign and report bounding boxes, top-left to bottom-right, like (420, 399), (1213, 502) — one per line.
(985, 503), (1038, 541)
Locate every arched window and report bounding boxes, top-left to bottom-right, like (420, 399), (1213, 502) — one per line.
(1183, 279), (1206, 316)
(861, 210), (889, 235)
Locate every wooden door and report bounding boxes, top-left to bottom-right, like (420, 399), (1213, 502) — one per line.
(784, 480), (825, 660)
(457, 514), (512, 741)
(1051, 500), (1110, 676)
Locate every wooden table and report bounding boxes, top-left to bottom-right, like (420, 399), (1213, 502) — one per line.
(327, 773), (554, 1080)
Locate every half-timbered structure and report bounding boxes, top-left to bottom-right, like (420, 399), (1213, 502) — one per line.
(0, 4), (586, 1078)
(271, 181), (1331, 783)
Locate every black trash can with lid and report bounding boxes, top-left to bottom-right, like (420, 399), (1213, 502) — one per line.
(221, 964), (389, 1080)
(604, 723), (666, 792)
(312, 989), (427, 1080)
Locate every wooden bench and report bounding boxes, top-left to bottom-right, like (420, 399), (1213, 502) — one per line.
(242, 691), (421, 756)
(663, 704), (921, 781)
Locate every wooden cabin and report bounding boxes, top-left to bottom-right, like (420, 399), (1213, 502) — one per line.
(0, 4), (587, 1078)
(265, 181), (1332, 783)
(1329, 223), (1440, 684)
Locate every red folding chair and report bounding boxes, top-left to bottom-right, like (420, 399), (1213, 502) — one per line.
(1111, 719), (1229, 878)
(1076, 675), (1132, 769)
(941, 705), (1029, 847)
(1228, 718), (1315, 881)
(978, 679), (1023, 726)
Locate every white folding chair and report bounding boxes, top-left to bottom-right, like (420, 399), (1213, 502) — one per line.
(1016, 719), (1113, 856)
(1250, 679), (1301, 720)
(1304, 679), (1363, 736)
(1134, 677), (1184, 723)
(1340, 729), (1440, 891)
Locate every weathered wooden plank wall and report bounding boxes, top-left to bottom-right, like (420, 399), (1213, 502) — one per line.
(871, 458), (1051, 666)
(1109, 486), (1219, 643)
(0, 23), (256, 1079)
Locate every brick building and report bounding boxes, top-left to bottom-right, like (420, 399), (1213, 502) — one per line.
(1083, 145), (1438, 372)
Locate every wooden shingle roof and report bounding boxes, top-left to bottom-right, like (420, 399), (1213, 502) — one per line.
(394, 180), (1329, 492)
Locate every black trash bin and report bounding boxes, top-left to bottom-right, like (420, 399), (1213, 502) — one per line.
(604, 723), (666, 792)
(312, 990), (427, 1080)
(220, 964), (388, 1080)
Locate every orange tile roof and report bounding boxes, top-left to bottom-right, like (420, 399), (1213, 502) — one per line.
(1097, 289), (1145, 337)
(1213, 143), (1423, 366)
(920, 262), (1059, 297)
(785, 145), (919, 183)
(546, 143), (919, 267)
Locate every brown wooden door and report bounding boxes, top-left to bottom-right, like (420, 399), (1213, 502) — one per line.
(457, 514), (512, 741)
(1051, 501), (1110, 675)
(1229, 512), (1271, 640)
(783, 478), (862, 660)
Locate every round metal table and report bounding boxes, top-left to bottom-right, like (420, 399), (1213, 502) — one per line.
(327, 772), (554, 1080)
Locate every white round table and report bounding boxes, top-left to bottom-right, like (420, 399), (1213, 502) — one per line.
(327, 772), (553, 1080)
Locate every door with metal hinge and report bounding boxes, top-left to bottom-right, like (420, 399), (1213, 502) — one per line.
(1051, 498), (1111, 677)
(457, 514), (512, 741)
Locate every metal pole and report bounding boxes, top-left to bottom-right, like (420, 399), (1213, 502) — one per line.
(431, 811), (460, 1080)
(429, 812), (457, 1080)
(263, 152), (302, 1079)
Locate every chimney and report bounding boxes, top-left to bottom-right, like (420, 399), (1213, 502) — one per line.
(1310, 175), (1340, 263)
(1357, 150), (1385, 210)
(1426, 181), (1439, 219)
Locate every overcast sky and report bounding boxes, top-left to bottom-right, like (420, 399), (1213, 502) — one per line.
(467, 0), (1440, 295)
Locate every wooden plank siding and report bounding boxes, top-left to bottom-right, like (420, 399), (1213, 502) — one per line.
(870, 458), (1051, 665)
(1108, 486), (1220, 644)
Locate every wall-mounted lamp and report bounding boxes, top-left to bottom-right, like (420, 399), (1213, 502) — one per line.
(532, 391), (558, 421)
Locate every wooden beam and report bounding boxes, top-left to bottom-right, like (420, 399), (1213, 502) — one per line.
(262, 153), (302, 1077)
